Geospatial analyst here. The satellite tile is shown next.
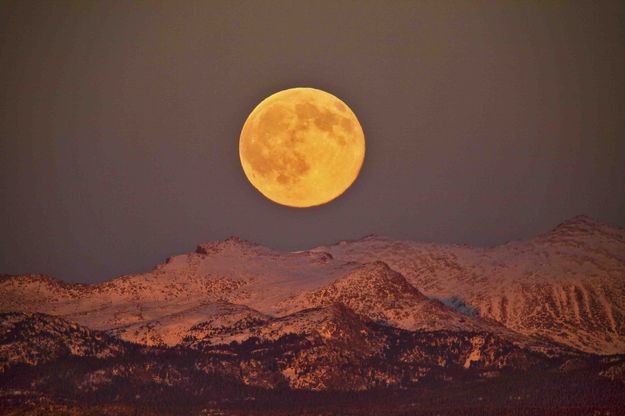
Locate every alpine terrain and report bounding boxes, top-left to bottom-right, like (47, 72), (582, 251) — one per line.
(1, 215), (624, 415)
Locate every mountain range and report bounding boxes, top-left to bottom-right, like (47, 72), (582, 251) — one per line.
(1, 215), (624, 415)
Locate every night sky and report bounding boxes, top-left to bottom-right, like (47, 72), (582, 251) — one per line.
(1, 1), (624, 283)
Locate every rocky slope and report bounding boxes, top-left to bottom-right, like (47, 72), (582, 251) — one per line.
(2, 310), (625, 416)
(0, 312), (129, 372)
(0, 310), (576, 392)
(312, 216), (625, 354)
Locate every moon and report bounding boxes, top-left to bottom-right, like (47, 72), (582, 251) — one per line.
(239, 88), (365, 208)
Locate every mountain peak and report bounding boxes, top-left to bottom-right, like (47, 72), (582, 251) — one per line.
(195, 236), (263, 255)
(543, 214), (625, 243)
(340, 261), (418, 292)
(553, 214), (597, 229)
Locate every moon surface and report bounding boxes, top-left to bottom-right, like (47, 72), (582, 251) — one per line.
(239, 88), (365, 208)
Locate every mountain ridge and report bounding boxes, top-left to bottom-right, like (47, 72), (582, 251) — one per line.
(1, 215), (624, 354)
(312, 216), (625, 354)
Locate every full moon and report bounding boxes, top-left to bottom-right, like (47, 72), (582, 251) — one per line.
(239, 88), (365, 208)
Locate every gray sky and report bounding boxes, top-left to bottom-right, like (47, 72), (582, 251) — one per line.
(1, 1), (624, 283)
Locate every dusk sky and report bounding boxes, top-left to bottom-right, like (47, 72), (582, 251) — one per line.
(1, 1), (624, 282)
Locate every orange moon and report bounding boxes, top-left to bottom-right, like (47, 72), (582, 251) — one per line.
(239, 88), (365, 208)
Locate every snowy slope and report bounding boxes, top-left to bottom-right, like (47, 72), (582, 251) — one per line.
(110, 301), (269, 346)
(187, 303), (383, 349)
(276, 261), (508, 333)
(312, 216), (625, 354)
(0, 238), (358, 345)
(1, 216), (623, 354)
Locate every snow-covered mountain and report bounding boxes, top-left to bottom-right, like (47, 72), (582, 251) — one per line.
(274, 261), (518, 335)
(312, 215), (625, 354)
(0, 237), (356, 345)
(1, 216), (623, 355)
(2, 217), (625, 413)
